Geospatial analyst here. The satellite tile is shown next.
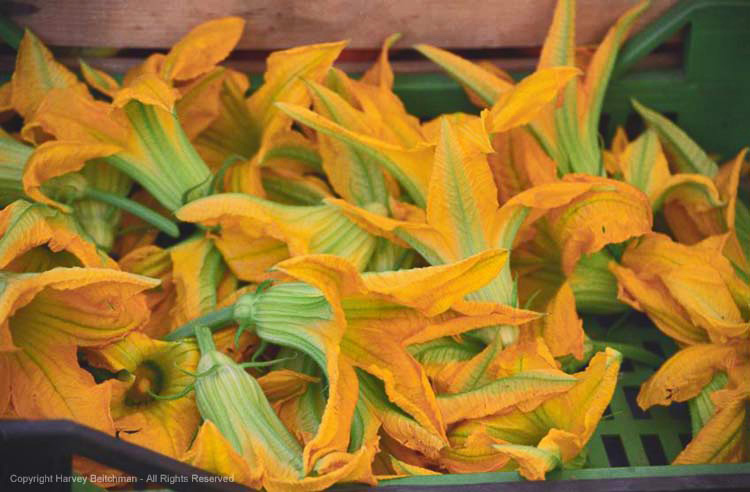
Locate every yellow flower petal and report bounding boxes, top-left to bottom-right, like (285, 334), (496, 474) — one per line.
(349, 78), (426, 149)
(438, 335), (556, 395)
(674, 397), (748, 464)
(490, 128), (557, 205)
(661, 265), (749, 341)
(532, 0), (575, 154)
(299, 354), (359, 474)
(0, 200), (115, 270)
(637, 344), (737, 409)
(0, 82), (13, 115)
(279, 249), (507, 317)
(79, 59), (120, 98)
(22, 141), (122, 211)
(544, 175), (652, 274)
(717, 150), (749, 271)
(488, 67), (579, 134)
(603, 126), (629, 174)
(2, 268), (157, 432)
(22, 87), (129, 146)
(184, 420), (260, 488)
(617, 233), (749, 341)
(388, 455), (441, 476)
(160, 17), (245, 82)
(438, 370), (577, 424)
(112, 73), (179, 113)
(439, 443), (513, 474)
(0, 355), (9, 415)
(536, 280), (585, 359)
(5, 340), (114, 433)
(657, 174), (725, 244)
(717, 149), (747, 231)
(278, 251), (522, 446)
(450, 348), (621, 476)
(119, 244), (175, 335)
(424, 117), (498, 260)
(177, 193), (376, 272)
(359, 371), (446, 459)
(538, 0), (576, 69)
(87, 332), (200, 459)
(276, 101), (433, 207)
(403, 301), (540, 346)
(216, 234), (289, 283)
(266, 442), (378, 491)
(579, 0), (648, 146)
(169, 236), (223, 327)
(481, 348), (619, 442)
(248, 41), (347, 145)
(620, 129), (671, 202)
(542, 348), (622, 443)
(361, 33), (401, 89)
(123, 53), (165, 87)
(490, 178), (613, 250)
(303, 80), (389, 207)
(491, 443), (560, 481)
(176, 67), (227, 139)
(258, 369), (320, 404)
(274, 374), (326, 447)
(342, 315), (448, 444)
(10, 29), (89, 119)
(192, 70), (256, 168)
(610, 261), (709, 345)
(2, 267), (157, 349)
(414, 44), (512, 107)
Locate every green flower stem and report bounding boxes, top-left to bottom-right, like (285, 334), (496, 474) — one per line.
(163, 306), (235, 341)
(195, 325), (217, 354)
(590, 340), (661, 368)
(83, 186), (180, 238)
(689, 371), (728, 434)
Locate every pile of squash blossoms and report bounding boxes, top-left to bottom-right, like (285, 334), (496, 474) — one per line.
(0, 0), (747, 489)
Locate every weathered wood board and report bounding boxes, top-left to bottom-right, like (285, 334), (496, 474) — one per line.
(8, 0), (677, 50)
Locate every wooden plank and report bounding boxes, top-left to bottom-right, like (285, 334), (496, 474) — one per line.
(0, 50), (679, 76)
(7, 0), (678, 50)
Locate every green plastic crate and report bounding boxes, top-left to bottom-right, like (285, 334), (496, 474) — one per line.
(583, 315), (690, 469)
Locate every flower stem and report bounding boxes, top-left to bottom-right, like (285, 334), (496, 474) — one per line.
(590, 340), (662, 368)
(195, 325), (217, 354)
(83, 186), (180, 238)
(163, 306), (235, 341)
